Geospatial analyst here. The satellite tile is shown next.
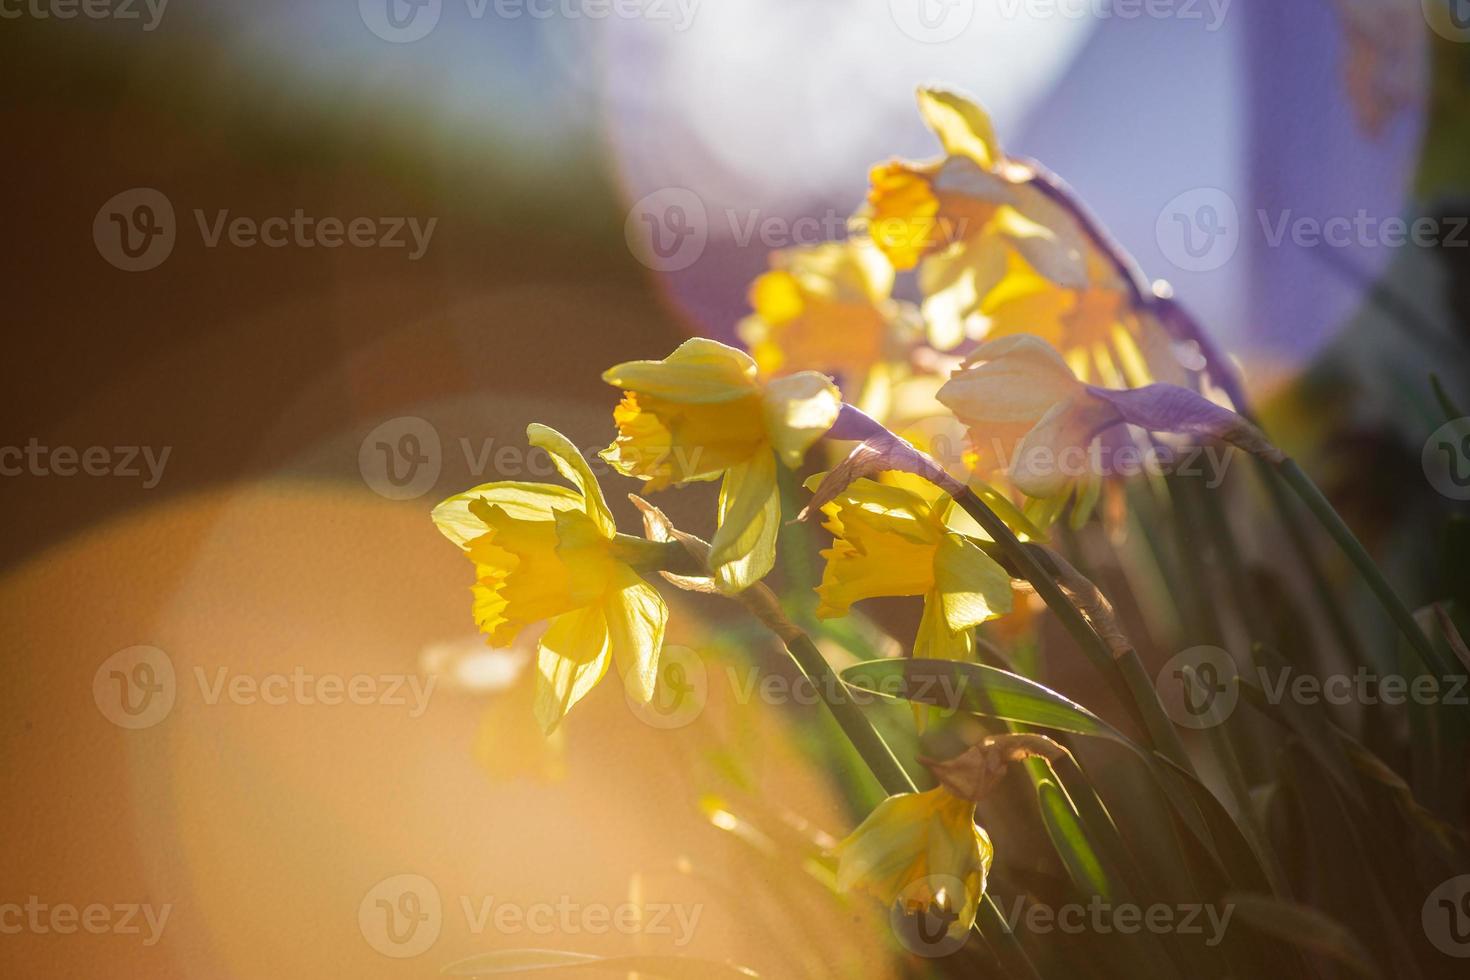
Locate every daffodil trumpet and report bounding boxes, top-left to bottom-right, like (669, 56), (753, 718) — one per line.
(432, 424), (671, 734)
(601, 337), (841, 594)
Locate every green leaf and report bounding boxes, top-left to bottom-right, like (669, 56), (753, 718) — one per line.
(441, 950), (759, 979)
(1036, 777), (1112, 901)
(840, 658), (1130, 744)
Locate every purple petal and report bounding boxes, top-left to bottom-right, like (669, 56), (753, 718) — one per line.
(824, 403), (892, 442)
(802, 410), (965, 522)
(1084, 384), (1283, 462)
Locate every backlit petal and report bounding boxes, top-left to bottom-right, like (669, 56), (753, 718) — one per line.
(534, 604), (612, 733)
(604, 570), (667, 705)
(935, 533), (1013, 631)
(762, 371), (842, 468)
(709, 450), (781, 593)
(432, 483), (583, 547)
(527, 423), (616, 538)
(602, 337), (758, 404)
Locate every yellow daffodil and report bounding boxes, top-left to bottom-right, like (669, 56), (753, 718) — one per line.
(601, 338), (841, 593)
(860, 88), (1182, 387)
(835, 786), (994, 939)
(433, 424), (666, 734)
(937, 334), (1111, 525)
(855, 88), (1092, 351)
(737, 239), (920, 392)
(810, 471), (1012, 660)
(938, 332), (1276, 527)
(962, 248), (1186, 389)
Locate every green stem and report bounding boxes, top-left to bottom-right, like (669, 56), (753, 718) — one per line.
(776, 619), (1042, 979)
(779, 630), (915, 796)
(1254, 459), (1368, 668)
(950, 487), (1194, 772)
(1276, 459), (1449, 678)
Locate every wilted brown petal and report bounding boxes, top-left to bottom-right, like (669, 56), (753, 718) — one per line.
(628, 494), (721, 594)
(1042, 547), (1133, 661)
(921, 734), (1069, 803)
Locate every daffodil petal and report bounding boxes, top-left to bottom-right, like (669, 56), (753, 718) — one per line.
(534, 604), (612, 734)
(761, 371), (842, 469)
(1010, 396), (1117, 500)
(602, 338), (758, 404)
(526, 423), (616, 539)
(834, 786), (992, 937)
(917, 87), (1001, 170)
(913, 589), (974, 661)
(709, 451), (780, 593)
(935, 533), (1013, 631)
(432, 483), (583, 547)
(991, 190), (1090, 290)
(937, 333), (1083, 425)
(604, 571), (667, 704)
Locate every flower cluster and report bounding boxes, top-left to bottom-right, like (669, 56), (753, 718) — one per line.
(432, 88), (1280, 940)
